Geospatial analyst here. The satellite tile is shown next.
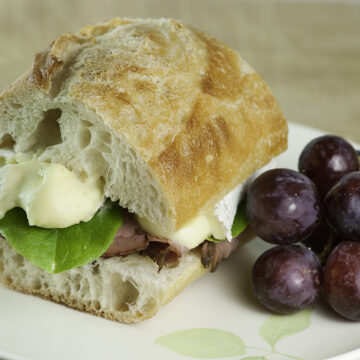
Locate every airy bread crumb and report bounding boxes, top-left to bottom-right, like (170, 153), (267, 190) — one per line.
(0, 237), (206, 323)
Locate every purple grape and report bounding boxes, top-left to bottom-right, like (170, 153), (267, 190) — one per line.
(246, 169), (322, 245)
(324, 172), (360, 242)
(298, 135), (359, 199)
(323, 242), (360, 320)
(252, 245), (322, 314)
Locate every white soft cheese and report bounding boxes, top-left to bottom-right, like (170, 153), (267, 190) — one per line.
(214, 159), (276, 241)
(138, 160), (276, 249)
(0, 160), (103, 228)
(137, 212), (225, 250)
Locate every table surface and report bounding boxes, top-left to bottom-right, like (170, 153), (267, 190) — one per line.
(0, 0), (359, 142)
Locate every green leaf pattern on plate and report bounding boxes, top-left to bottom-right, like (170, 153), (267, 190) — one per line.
(259, 308), (312, 350)
(155, 328), (246, 358)
(155, 309), (313, 359)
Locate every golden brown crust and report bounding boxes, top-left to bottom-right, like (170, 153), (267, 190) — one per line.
(0, 248), (207, 323)
(3, 279), (156, 323)
(31, 48), (64, 91)
(3, 18), (288, 230)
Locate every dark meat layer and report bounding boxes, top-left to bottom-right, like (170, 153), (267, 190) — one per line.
(200, 237), (240, 272)
(102, 211), (240, 271)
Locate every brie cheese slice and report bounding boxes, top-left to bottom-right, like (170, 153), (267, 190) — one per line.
(0, 160), (103, 228)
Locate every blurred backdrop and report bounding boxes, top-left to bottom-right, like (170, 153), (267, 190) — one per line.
(0, 0), (359, 142)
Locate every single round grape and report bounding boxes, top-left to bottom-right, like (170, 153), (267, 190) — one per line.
(324, 172), (360, 242)
(323, 242), (360, 320)
(252, 245), (322, 314)
(298, 135), (359, 199)
(302, 220), (339, 265)
(246, 169), (322, 245)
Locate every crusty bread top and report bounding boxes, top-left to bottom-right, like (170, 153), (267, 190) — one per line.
(0, 18), (287, 230)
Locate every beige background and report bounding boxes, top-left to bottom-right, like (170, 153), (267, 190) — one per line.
(0, 0), (359, 142)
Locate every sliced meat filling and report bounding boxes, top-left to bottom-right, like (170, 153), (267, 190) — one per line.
(102, 211), (187, 267)
(102, 211), (148, 257)
(200, 237), (240, 272)
(102, 211), (240, 271)
(144, 235), (188, 271)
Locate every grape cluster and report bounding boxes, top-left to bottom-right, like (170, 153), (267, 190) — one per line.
(247, 135), (360, 320)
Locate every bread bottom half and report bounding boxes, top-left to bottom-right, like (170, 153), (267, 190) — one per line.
(0, 237), (207, 323)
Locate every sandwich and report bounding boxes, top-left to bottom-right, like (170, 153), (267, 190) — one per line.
(0, 18), (287, 323)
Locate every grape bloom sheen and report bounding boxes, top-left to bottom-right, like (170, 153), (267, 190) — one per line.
(298, 135), (359, 199)
(246, 169), (321, 245)
(324, 172), (360, 242)
(323, 242), (360, 321)
(252, 245), (322, 314)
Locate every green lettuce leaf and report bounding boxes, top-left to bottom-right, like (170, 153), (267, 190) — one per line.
(208, 200), (248, 242)
(0, 202), (123, 273)
(231, 200), (248, 238)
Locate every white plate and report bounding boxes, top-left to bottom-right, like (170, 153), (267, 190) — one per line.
(1, 122), (360, 360)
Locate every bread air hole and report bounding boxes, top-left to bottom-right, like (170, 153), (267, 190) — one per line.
(74, 275), (81, 292)
(30, 278), (42, 290)
(0, 133), (16, 150)
(80, 278), (90, 297)
(79, 127), (92, 149)
(94, 300), (101, 311)
(28, 108), (63, 151)
(110, 274), (139, 312)
(85, 149), (106, 174)
(10, 103), (23, 109)
(91, 262), (100, 275)
(98, 130), (112, 146)
(12, 253), (24, 267)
